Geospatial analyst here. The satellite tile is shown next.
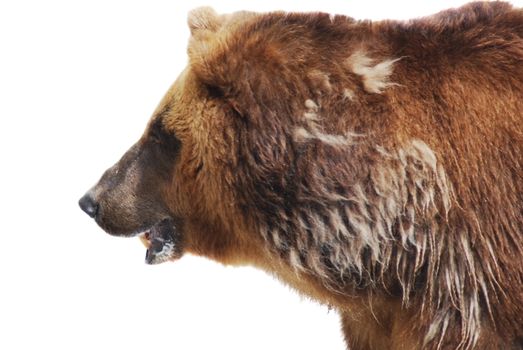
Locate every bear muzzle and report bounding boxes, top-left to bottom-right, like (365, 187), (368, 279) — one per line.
(79, 191), (183, 265)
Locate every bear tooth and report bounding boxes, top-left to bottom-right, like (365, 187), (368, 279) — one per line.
(139, 232), (151, 248)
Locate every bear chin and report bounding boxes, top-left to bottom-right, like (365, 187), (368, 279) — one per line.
(137, 218), (183, 265)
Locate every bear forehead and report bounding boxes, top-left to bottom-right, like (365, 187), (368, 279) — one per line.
(148, 68), (218, 136)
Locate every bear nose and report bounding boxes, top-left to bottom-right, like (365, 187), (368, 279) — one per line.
(79, 193), (99, 218)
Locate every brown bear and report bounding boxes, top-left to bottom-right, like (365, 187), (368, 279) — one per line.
(79, 2), (523, 349)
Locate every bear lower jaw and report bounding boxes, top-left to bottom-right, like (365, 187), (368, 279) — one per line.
(138, 218), (183, 265)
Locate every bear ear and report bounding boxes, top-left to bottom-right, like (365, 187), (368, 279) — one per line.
(187, 7), (221, 35)
(187, 9), (291, 119)
(187, 8), (232, 98)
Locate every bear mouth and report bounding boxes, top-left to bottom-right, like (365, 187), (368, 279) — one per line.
(138, 218), (183, 265)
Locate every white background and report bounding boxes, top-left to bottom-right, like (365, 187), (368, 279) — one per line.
(1, 1), (520, 349)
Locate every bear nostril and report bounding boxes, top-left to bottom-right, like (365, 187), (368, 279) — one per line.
(79, 193), (99, 219)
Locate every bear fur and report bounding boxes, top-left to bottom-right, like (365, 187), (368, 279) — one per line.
(80, 2), (523, 349)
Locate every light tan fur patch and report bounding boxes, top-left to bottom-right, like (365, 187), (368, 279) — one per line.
(347, 50), (401, 94)
(293, 99), (360, 148)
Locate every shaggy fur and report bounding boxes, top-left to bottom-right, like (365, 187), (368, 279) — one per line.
(81, 2), (523, 349)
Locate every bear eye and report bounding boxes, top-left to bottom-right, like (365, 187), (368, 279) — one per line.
(150, 128), (162, 144)
(149, 119), (167, 144)
(148, 119), (181, 153)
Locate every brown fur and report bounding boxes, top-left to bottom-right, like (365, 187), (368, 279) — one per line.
(80, 2), (523, 349)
